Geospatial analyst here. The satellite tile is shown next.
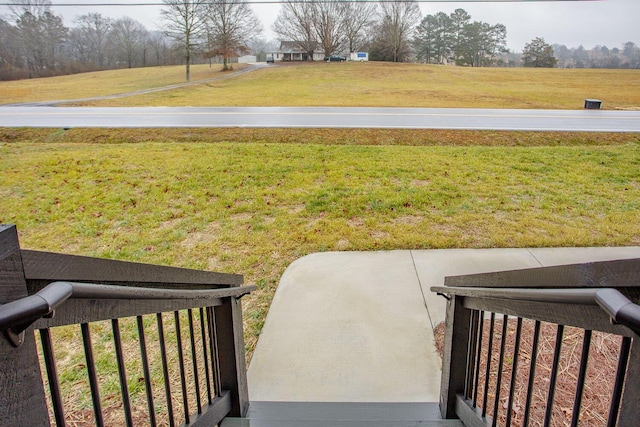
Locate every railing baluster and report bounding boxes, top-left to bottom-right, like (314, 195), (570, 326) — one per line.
(491, 314), (509, 427)
(81, 323), (104, 427)
(481, 312), (495, 418)
(112, 318), (133, 427)
(200, 307), (213, 404)
(472, 310), (484, 408)
(522, 320), (541, 427)
(137, 315), (156, 427)
(208, 306), (222, 397)
(570, 329), (592, 427)
(465, 309), (480, 400)
(156, 313), (175, 427)
(174, 311), (190, 425)
(188, 308), (203, 414)
(607, 336), (631, 427)
(39, 329), (66, 427)
(543, 324), (564, 427)
(505, 317), (523, 427)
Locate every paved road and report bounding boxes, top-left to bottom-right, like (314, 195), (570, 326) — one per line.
(1, 106), (639, 132)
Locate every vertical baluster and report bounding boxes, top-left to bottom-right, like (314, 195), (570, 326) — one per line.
(112, 319), (133, 427)
(81, 323), (104, 427)
(156, 313), (175, 427)
(607, 336), (631, 427)
(505, 317), (523, 427)
(491, 315), (509, 427)
(570, 329), (592, 427)
(481, 312), (496, 418)
(522, 320), (541, 427)
(207, 306), (222, 397)
(472, 311), (484, 408)
(543, 324), (564, 427)
(39, 329), (66, 427)
(137, 315), (156, 427)
(188, 309), (202, 414)
(465, 309), (480, 400)
(174, 311), (190, 424)
(200, 307), (213, 404)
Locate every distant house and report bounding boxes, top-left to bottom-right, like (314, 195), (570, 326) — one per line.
(268, 41), (325, 62)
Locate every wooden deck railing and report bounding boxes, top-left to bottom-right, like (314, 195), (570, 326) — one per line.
(432, 258), (640, 427)
(0, 224), (255, 426)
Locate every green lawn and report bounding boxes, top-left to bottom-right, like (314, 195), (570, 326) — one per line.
(3, 134), (640, 355)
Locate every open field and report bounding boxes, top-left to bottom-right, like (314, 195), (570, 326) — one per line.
(1, 62), (639, 109)
(0, 64), (239, 104)
(3, 129), (640, 356)
(2, 62), (640, 422)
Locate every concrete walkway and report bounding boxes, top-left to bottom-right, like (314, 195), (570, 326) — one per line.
(247, 247), (640, 403)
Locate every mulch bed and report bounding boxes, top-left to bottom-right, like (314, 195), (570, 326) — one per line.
(434, 318), (623, 426)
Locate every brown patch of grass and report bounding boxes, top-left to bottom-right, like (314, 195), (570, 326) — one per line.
(3, 127), (639, 147)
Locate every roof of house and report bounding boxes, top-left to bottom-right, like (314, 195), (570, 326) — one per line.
(278, 41), (322, 53)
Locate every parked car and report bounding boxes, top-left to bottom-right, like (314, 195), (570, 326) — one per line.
(266, 54), (274, 63)
(324, 55), (346, 62)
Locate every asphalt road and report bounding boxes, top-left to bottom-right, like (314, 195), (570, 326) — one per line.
(1, 106), (639, 132)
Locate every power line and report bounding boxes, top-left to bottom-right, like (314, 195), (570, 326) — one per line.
(0, 0), (598, 5)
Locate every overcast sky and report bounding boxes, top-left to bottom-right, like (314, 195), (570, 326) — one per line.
(4, 0), (640, 51)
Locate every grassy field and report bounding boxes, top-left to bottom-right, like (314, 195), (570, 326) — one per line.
(2, 62), (639, 109)
(0, 64), (236, 104)
(2, 63), (640, 422)
(3, 129), (640, 356)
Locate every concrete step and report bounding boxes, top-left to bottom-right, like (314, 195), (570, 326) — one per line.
(221, 402), (464, 427)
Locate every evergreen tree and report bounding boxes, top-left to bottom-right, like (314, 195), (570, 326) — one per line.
(522, 37), (557, 68)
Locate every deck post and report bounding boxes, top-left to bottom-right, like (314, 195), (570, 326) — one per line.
(616, 337), (640, 424)
(439, 294), (472, 419)
(0, 225), (50, 426)
(215, 295), (250, 417)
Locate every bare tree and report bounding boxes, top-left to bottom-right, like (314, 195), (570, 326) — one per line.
(311, 0), (345, 57)
(273, 0), (317, 60)
(162, 0), (208, 81)
(72, 13), (112, 68)
(247, 37), (279, 62)
(109, 17), (148, 68)
(342, 0), (377, 54)
(374, 0), (421, 62)
(0, 19), (23, 75)
(147, 31), (173, 66)
(205, 0), (262, 70)
(8, 0), (51, 22)
(16, 10), (67, 75)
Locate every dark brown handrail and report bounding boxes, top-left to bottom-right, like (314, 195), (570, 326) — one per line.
(0, 281), (255, 338)
(431, 285), (640, 336)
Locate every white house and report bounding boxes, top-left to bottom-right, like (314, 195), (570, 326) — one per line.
(268, 41), (325, 62)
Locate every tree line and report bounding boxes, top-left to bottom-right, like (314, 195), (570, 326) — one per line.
(1, 0), (638, 82)
(412, 9), (507, 67)
(1, 4), (178, 80)
(0, 0), (263, 81)
(552, 42), (640, 69)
